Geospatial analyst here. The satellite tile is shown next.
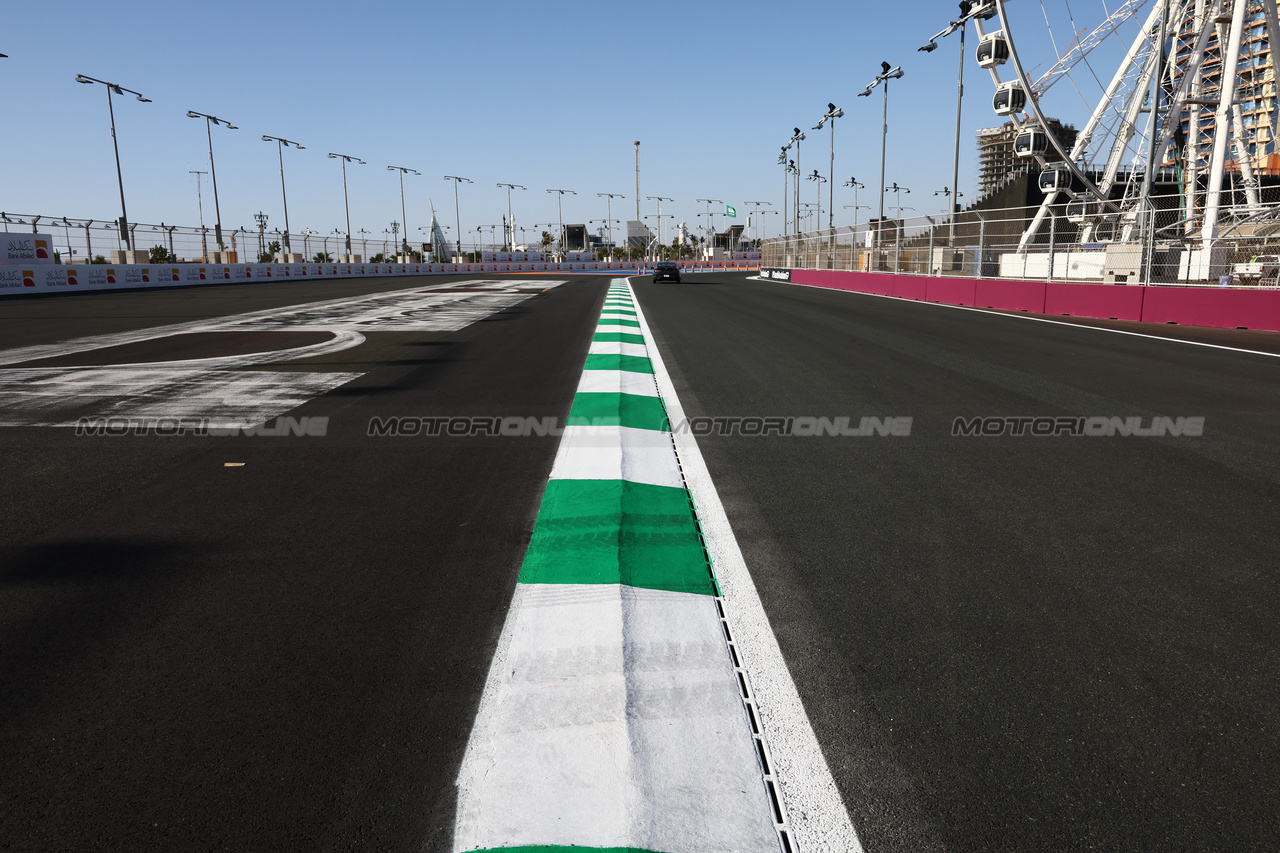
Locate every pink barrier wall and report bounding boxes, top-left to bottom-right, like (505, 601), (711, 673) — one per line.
(924, 277), (977, 306)
(1045, 282), (1145, 321)
(785, 268), (1280, 333)
(1140, 285), (1280, 330)
(974, 279), (1046, 312)
(889, 276), (928, 301)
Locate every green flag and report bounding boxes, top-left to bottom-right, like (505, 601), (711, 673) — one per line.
(726, 205), (737, 218)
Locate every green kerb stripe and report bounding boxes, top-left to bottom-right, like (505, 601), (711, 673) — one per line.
(584, 353), (653, 374)
(566, 392), (668, 431)
(520, 479), (716, 595)
(592, 332), (646, 345)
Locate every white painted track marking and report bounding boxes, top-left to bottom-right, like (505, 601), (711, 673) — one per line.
(0, 280), (560, 428)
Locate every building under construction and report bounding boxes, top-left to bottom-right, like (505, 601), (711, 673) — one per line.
(1173, 0), (1280, 178)
(976, 118), (1078, 198)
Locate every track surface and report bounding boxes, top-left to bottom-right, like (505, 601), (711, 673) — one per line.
(0, 274), (603, 850)
(635, 274), (1280, 852)
(3, 272), (1278, 851)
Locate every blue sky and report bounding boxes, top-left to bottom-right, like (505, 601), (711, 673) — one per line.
(3, 0), (1139, 246)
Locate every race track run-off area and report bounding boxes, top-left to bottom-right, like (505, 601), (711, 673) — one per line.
(1, 271), (1278, 852)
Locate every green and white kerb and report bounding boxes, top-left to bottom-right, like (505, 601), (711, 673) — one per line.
(453, 280), (781, 853)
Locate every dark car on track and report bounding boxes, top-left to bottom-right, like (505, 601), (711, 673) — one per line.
(652, 261), (681, 282)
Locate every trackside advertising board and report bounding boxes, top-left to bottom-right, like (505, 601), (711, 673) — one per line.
(1, 259), (762, 296)
(2, 233), (56, 265)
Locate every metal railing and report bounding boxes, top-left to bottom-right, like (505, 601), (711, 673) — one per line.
(763, 196), (1280, 287)
(0, 212), (613, 265)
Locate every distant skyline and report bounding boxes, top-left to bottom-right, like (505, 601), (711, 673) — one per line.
(3, 0), (1141, 246)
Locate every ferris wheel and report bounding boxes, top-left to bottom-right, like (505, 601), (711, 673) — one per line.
(967, 0), (1280, 250)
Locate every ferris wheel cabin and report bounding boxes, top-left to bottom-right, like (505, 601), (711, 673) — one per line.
(993, 82), (1026, 116)
(976, 33), (1009, 68)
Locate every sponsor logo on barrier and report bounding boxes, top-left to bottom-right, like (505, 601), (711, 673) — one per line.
(760, 267), (792, 281)
(169, 268), (180, 281)
(950, 415), (1205, 437)
(140, 267), (151, 283)
(23, 269), (35, 287)
(67, 269), (78, 286)
(106, 268), (116, 284)
(221, 267), (231, 279)
(0, 268), (23, 288)
(35, 239), (50, 260)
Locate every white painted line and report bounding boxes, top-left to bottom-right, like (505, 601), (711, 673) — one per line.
(0, 280), (562, 429)
(576, 369), (660, 397)
(0, 279), (563, 366)
(453, 583), (780, 853)
(549, 424), (683, 489)
(0, 329), (367, 373)
(779, 278), (1280, 361)
(629, 277), (865, 852)
(0, 367), (363, 428)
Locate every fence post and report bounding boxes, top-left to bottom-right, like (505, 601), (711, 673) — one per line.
(1047, 210), (1055, 283)
(977, 216), (986, 280)
(1143, 204), (1156, 286)
(928, 222), (935, 276)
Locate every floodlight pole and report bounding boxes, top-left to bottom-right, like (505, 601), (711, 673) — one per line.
(330, 153), (366, 257)
(497, 183), (526, 250)
(546, 188), (577, 259)
(813, 103), (843, 231)
(444, 175), (472, 262)
(263, 135), (304, 253)
(597, 193), (624, 258)
(76, 74), (150, 251)
(388, 165), (421, 255)
(188, 111), (238, 253)
(788, 128), (805, 234)
(858, 62), (904, 247)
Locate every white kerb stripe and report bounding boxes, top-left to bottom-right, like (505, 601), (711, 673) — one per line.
(588, 341), (648, 358)
(452, 584), (780, 853)
(549, 424), (683, 489)
(596, 324), (642, 334)
(576, 369), (660, 397)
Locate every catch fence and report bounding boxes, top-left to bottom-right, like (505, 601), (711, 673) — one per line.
(763, 198), (1280, 287)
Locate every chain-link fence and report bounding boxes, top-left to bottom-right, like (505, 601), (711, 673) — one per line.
(764, 194), (1280, 287)
(0, 213), (471, 264)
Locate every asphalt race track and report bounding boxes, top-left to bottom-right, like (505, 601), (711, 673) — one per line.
(636, 274), (1280, 852)
(2, 271), (1278, 851)
(0, 274), (599, 850)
